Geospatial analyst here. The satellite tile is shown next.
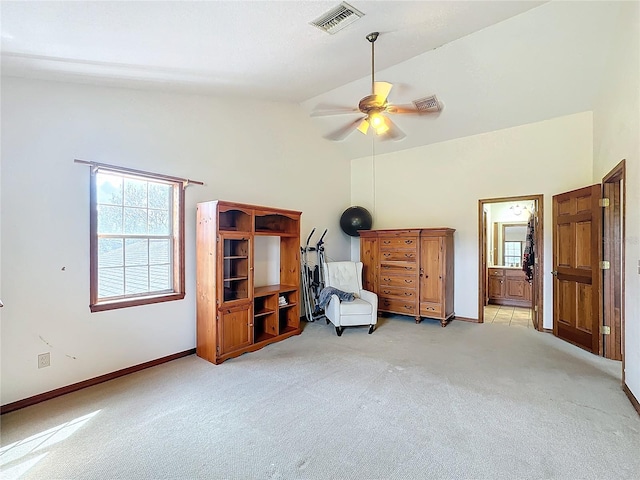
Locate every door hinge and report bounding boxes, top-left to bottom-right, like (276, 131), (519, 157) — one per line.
(534, 305), (538, 312)
(599, 198), (610, 207)
(600, 325), (611, 335)
(600, 261), (610, 270)
(216, 346), (220, 354)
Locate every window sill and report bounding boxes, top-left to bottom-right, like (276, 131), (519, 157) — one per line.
(90, 292), (185, 313)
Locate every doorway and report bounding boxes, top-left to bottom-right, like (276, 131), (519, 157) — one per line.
(478, 195), (544, 330)
(551, 163), (624, 362)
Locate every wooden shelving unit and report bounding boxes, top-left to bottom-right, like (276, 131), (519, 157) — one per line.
(196, 200), (302, 364)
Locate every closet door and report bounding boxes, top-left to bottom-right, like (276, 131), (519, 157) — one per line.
(420, 236), (443, 316)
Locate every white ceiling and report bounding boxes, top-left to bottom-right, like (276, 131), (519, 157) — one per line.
(1, 1), (628, 159)
(1, 1), (545, 102)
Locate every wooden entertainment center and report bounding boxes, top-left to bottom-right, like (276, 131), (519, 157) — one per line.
(196, 200), (301, 364)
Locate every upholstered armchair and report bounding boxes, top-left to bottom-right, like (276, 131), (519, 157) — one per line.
(322, 261), (378, 336)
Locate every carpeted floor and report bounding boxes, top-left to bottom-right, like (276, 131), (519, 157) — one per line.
(2, 316), (639, 479)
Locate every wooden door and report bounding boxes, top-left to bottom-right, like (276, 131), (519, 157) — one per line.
(602, 164), (624, 361)
(506, 276), (526, 300)
(218, 304), (252, 355)
(360, 235), (378, 292)
(488, 276), (504, 300)
(420, 237), (442, 304)
(552, 185), (602, 353)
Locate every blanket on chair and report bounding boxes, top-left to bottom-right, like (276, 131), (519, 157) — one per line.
(318, 287), (356, 309)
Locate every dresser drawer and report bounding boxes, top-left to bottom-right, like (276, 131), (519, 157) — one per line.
(379, 297), (417, 315)
(420, 301), (442, 317)
(380, 250), (417, 262)
(378, 286), (417, 300)
(380, 262), (418, 274)
(379, 275), (418, 288)
(379, 237), (419, 249)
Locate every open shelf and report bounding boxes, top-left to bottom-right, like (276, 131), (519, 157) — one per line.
(278, 289), (299, 334)
(254, 293), (278, 343)
(254, 284), (298, 297)
(219, 208), (252, 232)
(254, 213), (297, 235)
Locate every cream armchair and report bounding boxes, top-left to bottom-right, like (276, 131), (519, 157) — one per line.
(322, 261), (378, 336)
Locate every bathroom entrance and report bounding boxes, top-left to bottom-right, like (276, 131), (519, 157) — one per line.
(478, 195), (544, 330)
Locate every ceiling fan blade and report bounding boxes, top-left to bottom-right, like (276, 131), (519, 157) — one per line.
(357, 118), (370, 135)
(310, 104), (361, 117)
(374, 81), (393, 102)
(385, 104), (422, 115)
(381, 117), (406, 141)
(324, 117), (366, 141)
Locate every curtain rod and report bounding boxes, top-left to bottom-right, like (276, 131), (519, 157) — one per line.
(74, 159), (205, 187)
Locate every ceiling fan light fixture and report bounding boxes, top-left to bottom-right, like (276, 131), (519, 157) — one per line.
(369, 113), (389, 135)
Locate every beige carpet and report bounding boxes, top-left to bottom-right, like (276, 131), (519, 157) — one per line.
(2, 316), (639, 479)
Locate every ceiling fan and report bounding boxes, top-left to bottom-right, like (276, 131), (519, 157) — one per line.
(314, 32), (442, 141)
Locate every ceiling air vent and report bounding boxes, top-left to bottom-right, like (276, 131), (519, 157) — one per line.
(413, 95), (442, 113)
(310, 2), (364, 35)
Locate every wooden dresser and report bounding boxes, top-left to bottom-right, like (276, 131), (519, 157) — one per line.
(359, 228), (455, 327)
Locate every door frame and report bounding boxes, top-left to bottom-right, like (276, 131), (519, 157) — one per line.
(478, 195), (544, 329)
(602, 160), (626, 368)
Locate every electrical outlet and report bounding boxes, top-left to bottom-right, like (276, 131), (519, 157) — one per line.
(38, 352), (50, 369)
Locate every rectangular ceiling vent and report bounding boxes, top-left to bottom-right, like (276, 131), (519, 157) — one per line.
(413, 95), (442, 112)
(310, 2), (364, 35)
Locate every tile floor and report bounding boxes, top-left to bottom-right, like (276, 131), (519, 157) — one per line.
(484, 305), (533, 328)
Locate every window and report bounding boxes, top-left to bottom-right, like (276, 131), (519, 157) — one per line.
(90, 167), (185, 312)
(503, 241), (523, 268)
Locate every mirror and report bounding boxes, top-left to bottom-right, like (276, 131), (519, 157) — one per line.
(491, 222), (527, 267)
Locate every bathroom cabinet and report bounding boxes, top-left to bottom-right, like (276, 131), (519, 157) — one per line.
(488, 267), (531, 307)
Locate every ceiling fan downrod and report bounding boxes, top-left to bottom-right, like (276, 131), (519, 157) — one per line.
(366, 32), (379, 95)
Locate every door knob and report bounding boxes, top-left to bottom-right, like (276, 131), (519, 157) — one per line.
(551, 270), (558, 276)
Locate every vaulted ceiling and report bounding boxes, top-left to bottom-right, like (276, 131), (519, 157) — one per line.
(1, 1), (627, 159)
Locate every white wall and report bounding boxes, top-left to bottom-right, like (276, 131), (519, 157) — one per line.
(592, 2), (640, 402)
(0, 78), (351, 405)
(351, 112), (594, 325)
